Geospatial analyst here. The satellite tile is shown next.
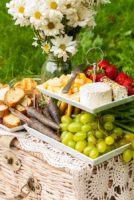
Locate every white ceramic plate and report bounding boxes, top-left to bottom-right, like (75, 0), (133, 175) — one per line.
(37, 84), (134, 114)
(24, 125), (131, 166)
(0, 124), (24, 132)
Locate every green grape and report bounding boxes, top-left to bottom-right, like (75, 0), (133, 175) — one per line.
(74, 114), (83, 122)
(97, 139), (103, 143)
(61, 132), (74, 145)
(102, 114), (115, 123)
(111, 133), (118, 140)
(80, 113), (95, 124)
(68, 122), (82, 133)
(104, 122), (114, 131)
(97, 141), (107, 153)
(88, 143), (95, 149)
(83, 146), (93, 156)
(90, 122), (98, 130)
(95, 130), (104, 139)
(105, 136), (114, 145)
(81, 124), (92, 132)
(132, 142), (134, 150)
(87, 130), (95, 136)
(73, 131), (87, 142)
(89, 147), (99, 159)
(88, 135), (96, 145)
(113, 127), (123, 137)
(67, 140), (76, 149)
(106, 145), (115, 153)
(125, 133), (134, 142)
(118, 139), (128, 147)
(60, 123), (69, 131)
(75, 141), (87, 152)
(123, 149), (133, 163)
(61, 115), (72, 124)
(61, 131), (68, 140)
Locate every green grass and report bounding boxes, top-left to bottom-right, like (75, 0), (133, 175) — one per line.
(0, 0), (44, 83)
(0, 0), (134, 83)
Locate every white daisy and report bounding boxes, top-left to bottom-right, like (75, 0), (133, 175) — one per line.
(32, 37), (39, 47)
(26, 0), (46, 29)
(41, 18), (64, 36)
(67, 12), (79, 27)
(72, 5), (96, 28)
(60, 0), (78, 16)
(44, 0), (63, 20)
(41, 42), (51, 54)
(6, 0), (29, 26)
(51, 35), (77, 62)
(6, 0), (25, 18)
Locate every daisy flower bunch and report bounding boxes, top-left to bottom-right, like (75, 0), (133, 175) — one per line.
(6, 0), (110, 62)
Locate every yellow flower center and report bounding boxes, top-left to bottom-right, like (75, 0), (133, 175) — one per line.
(50, 2), (58, 10)
(18, 6), (25, 13)
(34, 11), (42, 19)
(43, 44), (50, 53)
(59, 44), (66, 50)
(47, 22), (55, 29)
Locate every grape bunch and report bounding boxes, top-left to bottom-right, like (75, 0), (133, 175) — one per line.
(60, 112), (133, 159)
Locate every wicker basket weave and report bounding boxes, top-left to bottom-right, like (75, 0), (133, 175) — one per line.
(0, 136), (77, 200)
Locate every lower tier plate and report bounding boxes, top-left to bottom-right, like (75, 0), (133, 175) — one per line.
(24, 125), (131, 166)
(0, 124), (24, 132)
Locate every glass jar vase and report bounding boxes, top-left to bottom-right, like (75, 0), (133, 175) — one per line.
(41, 54), (72, 82)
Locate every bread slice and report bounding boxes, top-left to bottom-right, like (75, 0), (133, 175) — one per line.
(14, 78), (37, 91)
(0, 104), (9, 118)
(22, 78), (37, 90)
(0, 87), (9, 104)
(3, 114), (21, 128)
(5, 88), (25, 107)
(16, 104), (26, 114)
(20, 96), (32, 107)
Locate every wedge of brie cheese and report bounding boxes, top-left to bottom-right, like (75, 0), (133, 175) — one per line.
(79, 83), (112, 108)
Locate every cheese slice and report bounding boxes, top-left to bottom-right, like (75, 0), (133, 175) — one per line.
(79, 83), (112, 108)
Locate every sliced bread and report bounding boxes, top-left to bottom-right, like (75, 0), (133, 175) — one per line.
(0, 87), (9, 104)
(5, 88), (25, 107)
(3, 114), (21, 128)
(0, 104), (9, 118)
(16, 104), (26, 114)
(20, 96), (32, 107)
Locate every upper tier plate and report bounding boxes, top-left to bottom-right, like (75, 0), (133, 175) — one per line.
(37, 84), (134, 114)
